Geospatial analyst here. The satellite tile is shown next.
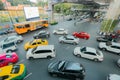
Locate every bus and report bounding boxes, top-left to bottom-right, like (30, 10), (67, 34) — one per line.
(13, 20), (48, 34)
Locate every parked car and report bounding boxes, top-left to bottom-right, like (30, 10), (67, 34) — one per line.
(0, 64), (26, 80)
(24, 39), (48, 51)
(0, 35), (23, 44)
(107, 74), (120, 80)
(0, 52), (18, 67)
(53, 28), (68, 35)
(33, 30), (50, 39)
(48, 60), (85, 80)
(74, 46), (103, 61)
(59, 35), (79, 45)
(96, 36), (110, 42)
(99, 42), (120, 55)
(73, 31), (90, 40)
(26, 45), (55, 59)
(117, 59), (120, 67)
(0, 41), (17, 53)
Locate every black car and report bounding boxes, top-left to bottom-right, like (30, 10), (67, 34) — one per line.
(48, 60), (85, 80)
(33, 31), (50, 39)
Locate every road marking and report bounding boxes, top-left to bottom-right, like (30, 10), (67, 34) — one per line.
(23, 73), (32, 80)
(16, 59), (25, 64)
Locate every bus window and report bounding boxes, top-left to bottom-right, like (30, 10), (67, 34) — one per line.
(25, 24), (30, 28)
(17, 26), (23, 28)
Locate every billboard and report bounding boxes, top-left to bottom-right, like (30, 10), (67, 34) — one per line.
(24, 7), (40, 21)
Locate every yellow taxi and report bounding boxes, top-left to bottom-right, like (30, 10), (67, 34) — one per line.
(0, 64), (26, 80)
(24, 39), (48, 51)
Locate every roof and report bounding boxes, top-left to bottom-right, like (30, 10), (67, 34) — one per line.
(36, 45), (54, 50)
(86, 47), (96, 53)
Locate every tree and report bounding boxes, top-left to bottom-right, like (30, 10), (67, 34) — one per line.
(0, 1), (4, 10)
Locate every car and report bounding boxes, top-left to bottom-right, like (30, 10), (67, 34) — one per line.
(107, 74), (120, 80)
(53, 28), (68, 35)
(0, 35), (23, 44)
(117, 59), (120, 67)
(26, 45), (56, 59)
(59, 35), (79, 45)
(24, 39), (48, 51)
(96, 36), (110, 42)
(0, 52), (18, 67)
(73, 31), (90, 40)
(0, 64), (26, 80)
(0, 41), (17, 53)
(33, 30), (50, 39)
(48, 60), (85, 80)
(99, 42), (120, 55)
(74, 46), (103, 61)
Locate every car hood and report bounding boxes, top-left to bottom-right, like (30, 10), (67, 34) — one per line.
(48, 61), (59, 72)
(74, 47), (80, 53)
(109, 74), (120, 80)
(24, 42), (30, 47)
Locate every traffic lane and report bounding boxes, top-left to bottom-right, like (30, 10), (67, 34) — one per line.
(16, 21), (120, 80)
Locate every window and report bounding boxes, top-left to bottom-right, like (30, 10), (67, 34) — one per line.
(0, 75), (9, 80)
(37, 42), (41, 44)
(34, 50), (52, 54)
(66, 38), (73, 40)
(11, 65), (20, 74)
(84, 52), (96, 55)
(0, 59), (4, 63)
(16, 26), (23, 28)
(2, 42), (15, 49)
(111, 46), (120, 49)
(25, 24), (30, 28)
(80, 47), (86, 52)
(32, 43), (36, 45)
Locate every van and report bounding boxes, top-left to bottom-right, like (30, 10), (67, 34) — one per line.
(26, 45), (56, 59)
(0, 42), (17, 53)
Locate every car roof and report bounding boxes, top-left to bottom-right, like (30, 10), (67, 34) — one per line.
(109, 74), (120, 80)
(36, 45), (54, 50)
(39, 31), (46, 34)
(112, 42), (120, 47)
(58, 28), (64, 30)
(66, 35), (74, 39)
(64, 61), (82, 71)
(85, 47), (96, 53)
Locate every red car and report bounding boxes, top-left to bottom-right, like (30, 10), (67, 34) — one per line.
(0, 52), (18, 67)
(73, 32), (90, 39)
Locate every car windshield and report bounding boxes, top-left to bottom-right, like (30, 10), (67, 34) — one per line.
(6, 52), (12, 58)
(58, 61), (65, 71)
(32, 47), (37, 53)
(80, 47), (86, 52)
(2, 42), (15, 49)
(11, 65), (20, 74)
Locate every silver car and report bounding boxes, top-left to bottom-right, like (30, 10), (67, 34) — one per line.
(59, 35), (79, 45)
(53, 28), (68, 35)
(0, 35), (23, 44)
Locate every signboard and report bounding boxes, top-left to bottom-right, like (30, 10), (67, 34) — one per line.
(24, 7), (40, 21)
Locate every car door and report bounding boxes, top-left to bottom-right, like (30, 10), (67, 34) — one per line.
(108, 46), (120, 53)
(33, 50), (42, 58)
(83, 52), (96, 60)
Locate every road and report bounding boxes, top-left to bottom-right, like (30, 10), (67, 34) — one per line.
(2, 20), (120, 80)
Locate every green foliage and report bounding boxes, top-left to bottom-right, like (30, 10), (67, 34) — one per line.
(101, 19), (119, 32)
(0, 1), (4, 10)
(0, 15), (9, 22)
(36, 1), (48, 7)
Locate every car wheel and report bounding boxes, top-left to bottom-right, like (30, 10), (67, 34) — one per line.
(29, 57), (34, 60)
(75, 78), (81, 80)
(76, 54), (81, 57)
(102, 48), (106, 51)
(8, 63), (13, 65)
(60, 41), (64, 43)
(51, 73), (57, 77)
(47, 56), (52, 59)
(73, 42), (77, 45)
(94, 58), (98, 61)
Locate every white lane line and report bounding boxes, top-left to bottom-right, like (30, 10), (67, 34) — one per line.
(16, 59), (25, 64)
(23, 73), (32, 80)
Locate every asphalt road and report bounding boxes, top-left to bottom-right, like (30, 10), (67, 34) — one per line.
(3, 20), (120, 80)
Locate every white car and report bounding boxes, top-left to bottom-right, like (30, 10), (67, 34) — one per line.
(0, 41), (17, 53)
(53, 28), (68, 35)
(26, 45), (56, 59)
(99, 42), (120, 55)
(117, 59), (120, 67)
(0, 35), (23, 44)
(74, 46), (103, 61)
(59, 35), (79, 45)
(107, 74), (120, 80)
